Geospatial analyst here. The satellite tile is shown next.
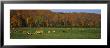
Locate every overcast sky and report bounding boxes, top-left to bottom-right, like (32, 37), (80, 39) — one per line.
(50, 9), (101, 14)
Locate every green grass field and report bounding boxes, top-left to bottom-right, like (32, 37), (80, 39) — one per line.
(10, 28), (101, 39)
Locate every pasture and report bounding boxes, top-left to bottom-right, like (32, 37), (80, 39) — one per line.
(10, 28), (101, 39)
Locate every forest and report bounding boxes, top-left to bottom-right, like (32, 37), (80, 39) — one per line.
(10, 10), (101, 28)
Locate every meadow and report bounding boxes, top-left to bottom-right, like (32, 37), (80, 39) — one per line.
(10, 28), (101, 39)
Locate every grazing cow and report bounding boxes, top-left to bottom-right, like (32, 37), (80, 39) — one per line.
(52, 30), (55, 33)
(35, 30), (43, 34)
(48, 31), (50, 33)
(26, 32), (33, 35)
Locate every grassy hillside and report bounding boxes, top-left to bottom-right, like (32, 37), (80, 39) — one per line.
(10, 28), (101, 39)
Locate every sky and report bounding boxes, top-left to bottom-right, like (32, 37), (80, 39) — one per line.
(50, 9), (101, 14)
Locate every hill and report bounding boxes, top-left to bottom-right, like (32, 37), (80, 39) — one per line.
(10, 10), (101, 28)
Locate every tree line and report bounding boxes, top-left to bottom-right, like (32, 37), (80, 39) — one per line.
(10, 10), (101, 28)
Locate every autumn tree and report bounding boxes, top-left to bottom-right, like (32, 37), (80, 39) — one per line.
(10, 15), (21, 28)
(26, 16), (34, 27)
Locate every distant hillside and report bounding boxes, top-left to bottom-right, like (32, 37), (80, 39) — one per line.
(10, 10), (101, 28)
